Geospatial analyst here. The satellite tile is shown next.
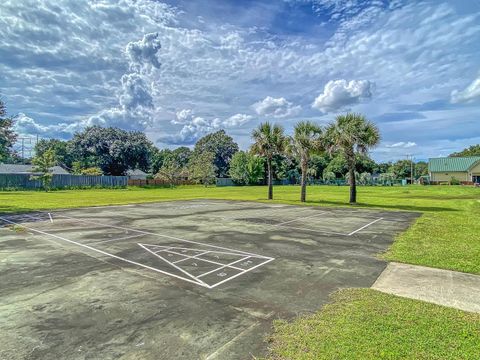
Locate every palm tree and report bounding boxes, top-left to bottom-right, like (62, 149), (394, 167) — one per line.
(324, 113), (380, 204)
(289, 121), (323, 202)
(251, 122), (287, 200)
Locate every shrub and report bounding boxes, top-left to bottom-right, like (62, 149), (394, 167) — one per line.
(450, 176), (461, 185)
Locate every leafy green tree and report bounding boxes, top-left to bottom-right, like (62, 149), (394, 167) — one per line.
(359, 172), (372, 185)
(71, 161), (83, 175)
(390, 159), (414, 179)
(188, 151), (217, 186)
(450, 144), (480, 157)
(415, 161), (428, 177)
(69, 126), (153, 175)
(289, 121), (323, 202)
(155, 158), (187, 186)
(72, 161), (103, 175)
(272, 153), (297, 181)
(251, 122), (287, 200)
(229, 151), (249, 185)
(31, 148), (56, 191)
(0, 100), (17, 162)
(308, 154), (330, 180)
(373, 162), (392, 174)
(229, 151), (264, 185)
(245, 154), (264, 185)
(150, 148), (172, 174)
(324, 153), (347, 178)
(34, 139), (74, 168)
(193, 130), (239, 177)
(171, 147), (192, 167)
(322, 170), (336, 183)
(325, 113), (380, 204)
(323, 152), (375, 178)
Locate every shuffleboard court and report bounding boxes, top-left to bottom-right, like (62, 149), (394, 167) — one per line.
(0, 200), (419, 359)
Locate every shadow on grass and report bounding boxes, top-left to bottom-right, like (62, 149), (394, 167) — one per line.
(302, 199), (456, 212)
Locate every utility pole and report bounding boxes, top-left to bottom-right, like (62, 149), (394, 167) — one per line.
(16, 137), (34, 164)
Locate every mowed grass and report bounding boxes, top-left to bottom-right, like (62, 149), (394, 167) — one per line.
(268, 288), (480, 360)
(0, 185), (479, 274)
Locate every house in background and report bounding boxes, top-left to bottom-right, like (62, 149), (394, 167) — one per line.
(126, 169), (148, 180)
(0, 164), (70, 175)
(428, 157), (480, 184)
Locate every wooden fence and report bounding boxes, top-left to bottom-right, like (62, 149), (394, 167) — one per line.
(0, 174), (127, 189)
(127, 179), (195, 186)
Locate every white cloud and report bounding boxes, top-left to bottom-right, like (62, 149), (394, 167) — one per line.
(118, 73), (154, 109)
(221, 113), (253, 127)
(451, 76), (480, 104)
(312, 79), (374, 113)
(163, 111), (253, 144)
(125, 32), (162, 71)
(252, 96), (301, 118)
(172, 109), (194, 125)
(387, 141), (417, 148)
(86, 107), (154, 131)
(14, 113), (80, 138)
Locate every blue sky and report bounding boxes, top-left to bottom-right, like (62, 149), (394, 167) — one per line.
(1, 0), (480, 162)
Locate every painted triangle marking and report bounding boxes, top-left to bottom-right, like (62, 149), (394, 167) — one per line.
(138, 244), (209, 287)
(140, 243), (269, 259)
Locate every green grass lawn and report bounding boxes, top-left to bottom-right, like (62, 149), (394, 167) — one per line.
(1, 184), (479, 274)
(268, 288), (480, 360)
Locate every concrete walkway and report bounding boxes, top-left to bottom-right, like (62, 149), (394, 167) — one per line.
(372, 262), (480, 313)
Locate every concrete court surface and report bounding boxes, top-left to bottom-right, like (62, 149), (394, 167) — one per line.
(372, 262), (480, 313)
(0, 200), (418, 360)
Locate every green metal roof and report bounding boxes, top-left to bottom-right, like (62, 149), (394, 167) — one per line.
(428, 157), (480, 172)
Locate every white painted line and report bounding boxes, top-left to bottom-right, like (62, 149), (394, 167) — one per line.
(348, 217), (384, 236)
(0, 216), (209, 288)
(209, 257), (275, 289)
(274, 210), (326, 226)
(146, 245), (264, 258)
(197, 257), (250, 278)
(273, 223), (348, 236)
(139, 244), (209, 287)
(89, 233), (145, 245)
(51, 213), (269, 258)
(210, 211), (349, 236)
(48, 213), (53, 223)
(159, 249), (245, 270)
(173, 251), (211, 264)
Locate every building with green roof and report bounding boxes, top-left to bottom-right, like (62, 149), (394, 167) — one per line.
(428, 157), (480, 184)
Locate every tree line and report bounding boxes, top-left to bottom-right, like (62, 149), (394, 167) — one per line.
(2, 98), (478, 201)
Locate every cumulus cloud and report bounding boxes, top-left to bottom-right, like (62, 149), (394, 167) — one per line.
(162, 110), (253, 144)
(451, 76), (480, 104)
(14, 113), (80, 139)
(386, 141), (417, 148)
(86, 107), (154, 131)
(125, 32), (162, 70)
(312, 80), (374, 113)
(221, 113), (253, 127)
(251, 96), (301, 118)
(83, 30), (161, 131)
(171, 109), (194, 125)
(119, 73), (154, 109)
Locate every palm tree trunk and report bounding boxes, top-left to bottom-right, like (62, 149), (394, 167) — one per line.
(267, 158), (273, 200)
(300, 162), (307, 202)
(349, 166), (356, 204)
